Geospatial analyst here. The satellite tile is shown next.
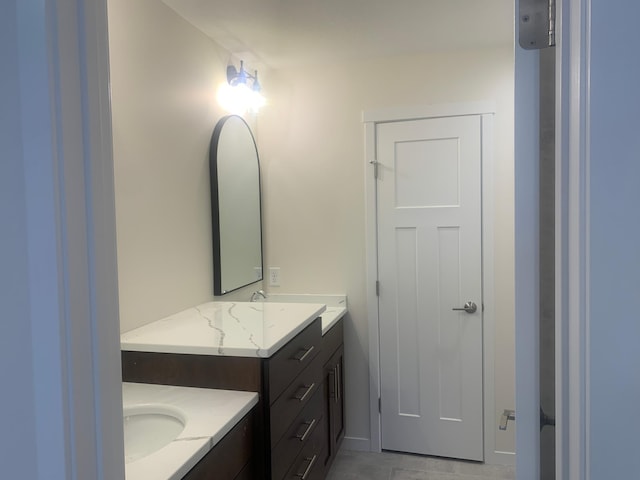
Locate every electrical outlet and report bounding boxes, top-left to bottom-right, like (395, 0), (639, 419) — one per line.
(269, 267), (280, 287)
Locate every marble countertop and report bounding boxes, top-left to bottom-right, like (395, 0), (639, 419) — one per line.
(123, 382), (258, 480)
(121, 301), (325, 357)
(320, 306), (347, 334)
(261, 294), (347, 334)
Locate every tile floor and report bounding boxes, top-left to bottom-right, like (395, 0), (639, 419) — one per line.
(326, 450), (516, 480)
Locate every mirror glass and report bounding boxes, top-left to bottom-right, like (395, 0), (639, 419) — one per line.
(209, 115), (263, 295)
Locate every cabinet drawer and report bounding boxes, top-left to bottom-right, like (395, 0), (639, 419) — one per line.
(267, 318), (321, 403)
(270, 355), (322, 446)
(271, 387), (323, 480)
(282, 418), (325, 480)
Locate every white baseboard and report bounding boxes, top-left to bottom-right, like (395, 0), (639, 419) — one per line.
(484, 450), (516, 466)
(341, 436), (371, 452)
(341, 436), (515, 465)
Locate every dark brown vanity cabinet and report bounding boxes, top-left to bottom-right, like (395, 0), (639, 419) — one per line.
(266, 320), (325, 480)
(122, 317), (326, 480)
(320, 318), (345, 475)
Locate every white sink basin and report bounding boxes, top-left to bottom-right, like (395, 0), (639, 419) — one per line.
(123, 404), (186, 463)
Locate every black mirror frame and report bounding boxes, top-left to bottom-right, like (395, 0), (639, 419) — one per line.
(209, 115), (264, 295)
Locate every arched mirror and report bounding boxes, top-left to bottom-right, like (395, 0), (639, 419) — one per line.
(209, 115), (263, 295)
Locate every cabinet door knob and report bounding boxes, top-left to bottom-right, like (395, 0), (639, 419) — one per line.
(329, 368), (336, 400)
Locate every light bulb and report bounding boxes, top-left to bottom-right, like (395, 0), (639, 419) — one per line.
(217, 82), (247, 115)
(217, 82), (265, 115)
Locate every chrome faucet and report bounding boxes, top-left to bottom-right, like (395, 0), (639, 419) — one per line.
(250, 290), (267, 302)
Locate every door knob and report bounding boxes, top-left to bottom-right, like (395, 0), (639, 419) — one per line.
(452, 301), (477, 314)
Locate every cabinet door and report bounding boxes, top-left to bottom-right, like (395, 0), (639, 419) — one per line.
(322, 345), (345, 475)
(183, 412), (253, 480)
(321, 361), (335, 471)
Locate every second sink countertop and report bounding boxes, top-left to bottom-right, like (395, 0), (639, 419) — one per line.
(120, 301), (326, 358)
(124, 382), (258, 480)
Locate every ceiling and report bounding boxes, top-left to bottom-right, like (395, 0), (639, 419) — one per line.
(161, 0), (514, 70)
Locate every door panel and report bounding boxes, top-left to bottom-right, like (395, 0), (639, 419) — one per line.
(395, 227), (420, 417)
(395, 137), (460, 207)
(377, 115), (483, 461)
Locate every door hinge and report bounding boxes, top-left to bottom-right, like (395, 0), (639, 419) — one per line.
(548, 0), (556, 47)
(369, 160), (379, 179)
(519, 0), (556, 49)
(378, 397), (381, 413)
(375, 280), (380, 296)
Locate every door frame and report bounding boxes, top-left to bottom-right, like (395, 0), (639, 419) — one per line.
(3, 0), (123, 478)
(11, 1), (594, 477)
(363, 101), (512, 465)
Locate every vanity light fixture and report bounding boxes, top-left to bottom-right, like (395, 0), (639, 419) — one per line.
(218, 60), (266, 115)
(226, 60), (261, 93)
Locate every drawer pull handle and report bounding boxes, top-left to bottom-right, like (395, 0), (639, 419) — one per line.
(296, 455), (317, 480)
(295, 418), (317, 442)
(293, 345), (315, 362)
(293, 383), (315, 402)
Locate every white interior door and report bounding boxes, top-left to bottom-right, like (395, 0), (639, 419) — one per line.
(377, 115), (484, 461)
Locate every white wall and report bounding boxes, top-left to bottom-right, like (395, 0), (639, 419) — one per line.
(108, 0), (264, 332)
(259, 48), (516, 453)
